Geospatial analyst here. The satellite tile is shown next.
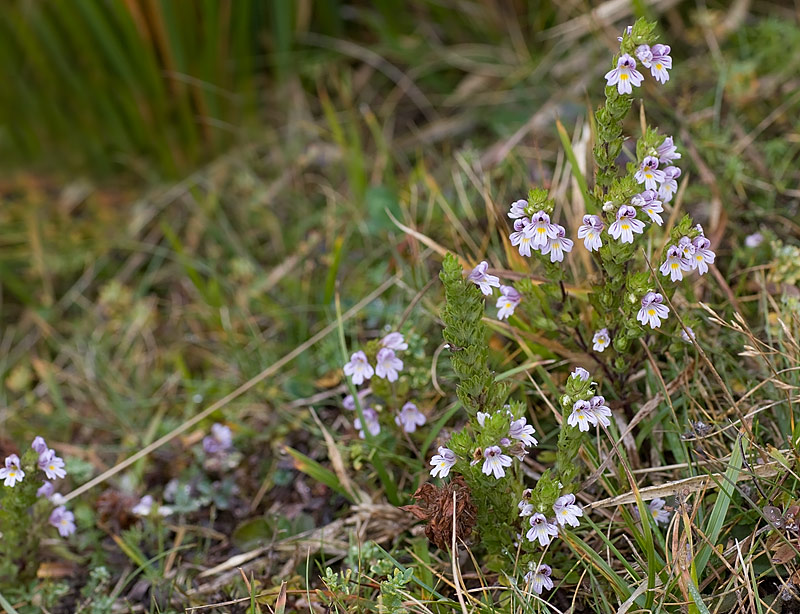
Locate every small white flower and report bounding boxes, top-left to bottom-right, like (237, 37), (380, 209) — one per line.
(577, 214), (604, 252)
(0, 454), (24, 487)
(567, 400), (593, 432)
(553, 493), (583, 527)
(354, 408), (381, 439)
(660, 245), (689, 282)
(589, 395), (612, 428)
(510, 218), (534, 257)
(508, 199), (528, 219)
(375, 347), (403, 382)
(481, 446), (512, 479)
(637, 291), (670, 329)
(39, 449), (67, 481)
(691, 236), (715, 275)
(541, 225), (573, 263)
(635, 156), (666, 191)
(592, 328), (610, 352)
(526, 513), (559, 546)
(658, 166), (681, 202)
(429, 446), (457, 478)
(525, 564), (554, 595)
(571, 367), (590, 382)
(524, 211), (558, 249)
(496, 285), (522, 320)
(639, 497), (672, 526)
(508, 417), (538, 447)
(132, 495), (172, 517)
(604, 54), (644, 95)
(476, 411), (491, 427)
(518, 500), (534, 517)
(380, 332), (408, 351)
(681, 327), (696, 343)
(343, 351), (374, 386)
(395, 402), (426, 433)
(745, 232), (763, 248)
(467, 261), (500, 295)
(608, 205), (644, 243)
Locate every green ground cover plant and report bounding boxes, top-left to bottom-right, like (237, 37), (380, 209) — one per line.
(0, 2), (799, 613)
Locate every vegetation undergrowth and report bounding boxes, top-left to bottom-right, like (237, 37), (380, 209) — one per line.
(1, 3), (799, 613)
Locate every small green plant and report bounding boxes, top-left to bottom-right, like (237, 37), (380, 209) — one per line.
(0, 436), (74, 584)
(419, 17), (717, 603)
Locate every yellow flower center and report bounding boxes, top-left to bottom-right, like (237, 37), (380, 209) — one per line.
(620, 73), (629, 80)
(671, 263), (679, 269)
(621, 224), (630, 230)
(648, 309), (656, 316)
(656, 63), (663, 70)
(505, 302), (512, 308)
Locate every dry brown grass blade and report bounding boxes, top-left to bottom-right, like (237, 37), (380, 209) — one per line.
(385, 208), (470, 270)
(589, 455), (785, 509)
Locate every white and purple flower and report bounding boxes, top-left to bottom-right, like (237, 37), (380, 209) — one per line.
(509, 417), (538, 447)
(354, 408), (381, 439)
(660, 245), (689, 282)
(649, 44), (672, 83)
(592, 328), (611, 352)
(343, 350), (374, 386)
(526, 513), (559, 546)
(0, 454), (24, 487)
(632, 190), (664, 225)
(49, 506), (76, 537)
(637, 292), (670, 329)
(496, 285), (522, 320)
(553, 493), (584, 527)
(395, 402), (426, 433)
(482, 446), (512, 479)
(467, 261), (500, 295)
(635, 156), (665, 191)
(658, 166), (681, 202)
(604, 54), (643, 95)
(380, 332), (408, 351)
(656, 136), (681, 165)
(589, 395), (612, 427)
(567, 400), (593, 432)
(38, 449), (67, 480)
(375, 347), (403, 382)
(525, 211), (558, 249)
(571, 367), (590, 382)
(525, 564), (554, 595)
(508, 199), (528, 219)
(510, 218), (534, 257)
(577, 214), (604, 252)
(608, 205), (644, 243)
(691, 236), (715, 275)
(542, 225), (573, 263)
(430, 446), (457, 478)
(132, 495), (172, 518)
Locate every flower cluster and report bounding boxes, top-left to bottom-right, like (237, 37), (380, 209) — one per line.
(1, 436), (75, 538)
(508, 203), (573, 263)
(203, 423), (233, 456)
(428, 406), (537, 481)
(343, 331), (408, 386)
(605, 33), (672, 95)
(342, 332), (427, 438)
(659, 224), (715, 281)
(519, 490), (583, 548)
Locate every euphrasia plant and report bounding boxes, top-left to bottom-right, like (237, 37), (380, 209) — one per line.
(426, 18), (714, 596)
(0, 436), (74, 583)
